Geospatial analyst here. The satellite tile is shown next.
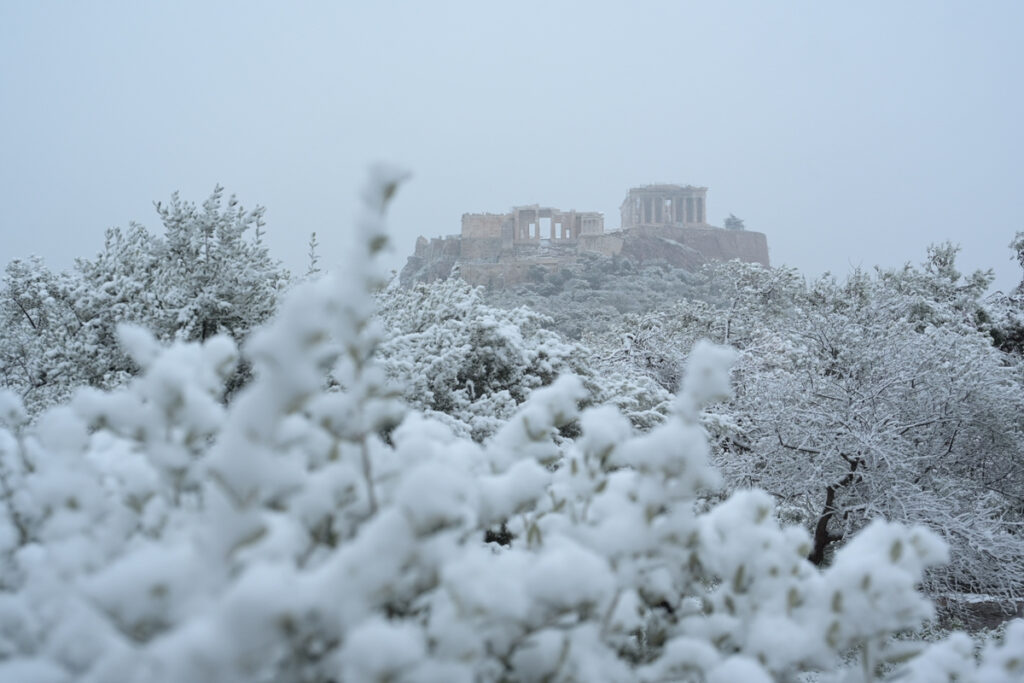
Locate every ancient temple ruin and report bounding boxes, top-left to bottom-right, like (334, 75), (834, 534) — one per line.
(461, 206), (604, 246)
(620, 184), (707, 228)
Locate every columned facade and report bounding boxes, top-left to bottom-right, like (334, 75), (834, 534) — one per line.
(620, 184), (708, 229)
(510, 206), (604, 242)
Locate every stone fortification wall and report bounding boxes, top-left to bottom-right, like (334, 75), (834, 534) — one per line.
(461, 237), (504, 262)
(461, 213), (505, 239)
(628, 226), (770, 267)
(577, 232), (625, 258)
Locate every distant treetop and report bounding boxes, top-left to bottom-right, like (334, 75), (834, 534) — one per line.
(724, 213), (745, 230)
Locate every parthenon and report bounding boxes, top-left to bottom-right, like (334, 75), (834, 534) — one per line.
(620, 184), (707, 228)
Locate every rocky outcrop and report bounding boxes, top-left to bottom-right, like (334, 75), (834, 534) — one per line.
(399, 236), (461, 286)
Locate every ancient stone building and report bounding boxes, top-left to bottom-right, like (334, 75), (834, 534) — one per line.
(460, 207), (603, 248)
(508, 206), (604, 241)
(620, 184), (707, 228)
(400, 184), (771, 287)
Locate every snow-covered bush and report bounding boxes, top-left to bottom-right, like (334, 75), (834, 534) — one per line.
(0, 171), (1020, 682)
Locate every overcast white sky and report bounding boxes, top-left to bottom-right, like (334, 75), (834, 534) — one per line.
(2, 1), (1023, 292)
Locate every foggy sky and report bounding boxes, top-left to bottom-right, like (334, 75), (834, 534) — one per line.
(2, 1), (1023, 292)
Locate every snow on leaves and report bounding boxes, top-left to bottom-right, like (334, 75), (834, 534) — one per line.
(0, 174), (1020, 682)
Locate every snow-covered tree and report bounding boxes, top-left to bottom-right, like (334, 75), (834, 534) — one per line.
(78, 185), (290, 345)
(377, 276), (672, 439)
(0, 257), (120, 414)
(724, 213), (745, 230)
(484, 257), (708, 340)
(0, 171), (1020, 682)
(376, 276), (578, 440)
(0, 187), (291, 414)
(728, 272), (1024, 599)
(583, 260), (803, 391)
(988, 232), (1024, 355)
(586, 254), (1024, 603)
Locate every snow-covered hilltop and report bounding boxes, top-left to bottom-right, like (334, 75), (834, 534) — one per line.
(400, 184), (770, 288)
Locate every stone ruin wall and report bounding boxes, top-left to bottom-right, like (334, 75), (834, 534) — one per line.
(458, 213), (507, 261)
(627, 224), (770, 266)
(577, 232), (625, 258)
(460, 213), (505, 239)
(400, 184), (771, 287)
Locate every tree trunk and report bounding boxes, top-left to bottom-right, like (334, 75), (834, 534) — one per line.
(808, 460), (860, 566)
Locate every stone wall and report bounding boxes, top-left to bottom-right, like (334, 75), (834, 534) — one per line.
(461, 213), (505, 239)
(577, 232), (625, 258)
(629, 225), (770, 267)
(461, 237), (503, 262)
